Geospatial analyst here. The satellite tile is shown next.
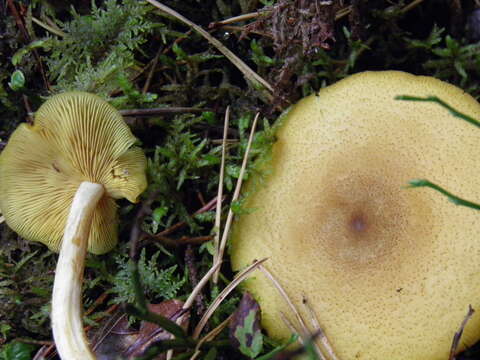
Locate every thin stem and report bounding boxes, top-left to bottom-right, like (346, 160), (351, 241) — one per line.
(212, 107), (229, 271)
(302, 296), (339, 360)
(395, 95), (480, 129)
(165, 262), (222, 360)
(209, 10), (270, 27)
(119, 107), (208, 116)
(259, 265), (323, 357)
(31, 16), (66, 37)
(213, 113), (259, 283)
(408, 179), (480, 210)
(184, 262), (222, 310)
(400, 0), (426, 13)
(193, 258), (268, 339)
(51, 181), (104, 360)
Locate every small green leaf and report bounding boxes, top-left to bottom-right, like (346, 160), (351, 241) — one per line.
(0, 341), (36, 360)
(12, 39), (51, 66)
(8, 70), (25, 91)
(0, 324), (11, 339)
(226, 164), (241, 179)
(172, 43), (188, 60)
(230, 199), (244, 215)
(14, 250), (39, 273)
(193, 211), (215, 223)
(255, 334), (298, 360)
(152, 206), (168, 223)
(201, 111), (216, 125)
(454, 60), (467, 79)
(30, 287), (50, 298)
(199, 240), (216, 256)
(204, 347), (218, 360)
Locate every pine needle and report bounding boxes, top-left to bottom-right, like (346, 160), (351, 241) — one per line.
(190, 314), (233, 360)
(213, 112), (260, 283)
(303, 296), (339, 360)
(165, 262), (223, 360)
(212, 107), (229, 271)
(259, 265), (324, 358)
(192, 257), (268, 339)
(184, 262), (222, 311)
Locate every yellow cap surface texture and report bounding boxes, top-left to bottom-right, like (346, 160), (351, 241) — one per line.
(231, 71), (480, 360)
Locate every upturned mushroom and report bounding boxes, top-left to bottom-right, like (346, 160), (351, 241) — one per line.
(231, 71), (480, 360)
(0, 92), (147, 359)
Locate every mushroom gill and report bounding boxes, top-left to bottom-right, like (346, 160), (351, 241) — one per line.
(0, 92), (147, 254)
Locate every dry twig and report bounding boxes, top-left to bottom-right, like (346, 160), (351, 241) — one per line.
(119, 107), (208, 117)
(157, 196), (220, 237)
(31, 16), (66, 37)
(150, 234), (213, 248)
(212, 107), (229, 273)
(209, 4), (351, 29)
(165, 262), (222, 360)
(190, 315), (233, 360)
(259, 265), (324, 358)
(142, 46), (162, 94)
(303, 296), (339, 360)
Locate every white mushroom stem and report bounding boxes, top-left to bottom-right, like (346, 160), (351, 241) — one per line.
(52, 181), (104, 360)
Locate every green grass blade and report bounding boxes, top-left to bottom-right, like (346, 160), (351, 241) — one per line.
(125, 304), (190, 340)
(395, 95), (480, 129)
(408, 179), (480, 210)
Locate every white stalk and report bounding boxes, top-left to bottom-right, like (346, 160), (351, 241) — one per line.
(52, 181), (104, 360)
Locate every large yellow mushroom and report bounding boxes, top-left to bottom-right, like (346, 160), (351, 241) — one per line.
(0, 92), (147, 359)
(231, 71), (480, 360)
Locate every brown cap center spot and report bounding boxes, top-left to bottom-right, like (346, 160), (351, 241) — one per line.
(349, 212), (368, 235)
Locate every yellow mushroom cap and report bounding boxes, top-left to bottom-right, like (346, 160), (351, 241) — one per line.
(0, 92), (147, 254)
(230, 71), (480, 360)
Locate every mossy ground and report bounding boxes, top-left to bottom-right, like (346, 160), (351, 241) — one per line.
(1, 1), (480, 359)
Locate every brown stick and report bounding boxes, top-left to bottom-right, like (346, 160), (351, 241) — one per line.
(84, 292), (109, 316)
(142, 46), (162, 94)
(157, 196), (221, 237)
(119, 107), (209, 117)
(151, 234), (213, 248)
